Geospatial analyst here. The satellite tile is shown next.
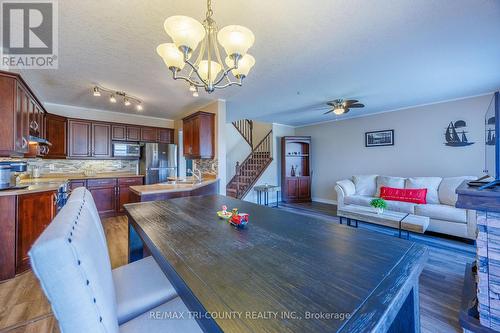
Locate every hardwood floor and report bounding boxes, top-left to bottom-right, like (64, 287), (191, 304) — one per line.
(0, 207), (474, 333)
(280, 201), (475, 333)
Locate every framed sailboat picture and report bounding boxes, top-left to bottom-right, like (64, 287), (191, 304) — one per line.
(365, 130), (394, 147)
(444, 120), (474, 147)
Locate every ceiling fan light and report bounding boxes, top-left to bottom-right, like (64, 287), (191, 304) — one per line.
(217, 25), (255, 58)
(225, 54), (255, 78)
(197, 60), (222, 82)
(333, 107), (344, 115)
(156, 43), (185, 70)
(164, 16), (206, 53)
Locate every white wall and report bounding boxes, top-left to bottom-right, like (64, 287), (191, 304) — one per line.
(45, 103), (175, 128)
(295, 94), (492, 203)
(226, 123), (251, 182)
(243, 123), (295, 204)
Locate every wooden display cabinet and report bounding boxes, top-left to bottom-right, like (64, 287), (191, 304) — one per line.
(281, 136), (312, 203)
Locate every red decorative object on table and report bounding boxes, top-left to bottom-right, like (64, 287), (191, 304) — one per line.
(230, 208), (249, 228)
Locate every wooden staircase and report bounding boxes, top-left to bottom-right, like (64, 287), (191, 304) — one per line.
(227, 129), (273, 199)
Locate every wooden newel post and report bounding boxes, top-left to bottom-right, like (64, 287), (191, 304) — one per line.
(235, 161), (240, 198)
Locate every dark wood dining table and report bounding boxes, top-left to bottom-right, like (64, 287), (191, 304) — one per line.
(125, 195), (427, 333)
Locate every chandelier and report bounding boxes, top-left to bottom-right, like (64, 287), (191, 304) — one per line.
(156, 0), (255, 95)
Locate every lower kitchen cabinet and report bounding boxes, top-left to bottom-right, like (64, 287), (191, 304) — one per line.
(0, 190), (58, 278)
(16, 191), (57, 273)
(69, 176), (143, 217)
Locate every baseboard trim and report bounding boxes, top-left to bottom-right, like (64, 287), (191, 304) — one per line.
(312, 197), (338, 205)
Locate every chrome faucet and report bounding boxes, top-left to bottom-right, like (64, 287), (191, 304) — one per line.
(187, 168), (202, 183)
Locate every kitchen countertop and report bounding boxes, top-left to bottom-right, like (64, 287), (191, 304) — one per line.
(0, 173), (144, 197)
(129, 177), (219, 196)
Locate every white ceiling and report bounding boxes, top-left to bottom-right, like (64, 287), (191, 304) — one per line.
(15, 0), (500, 126)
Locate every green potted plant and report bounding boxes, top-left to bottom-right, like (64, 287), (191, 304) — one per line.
(370, 198), (387, 214)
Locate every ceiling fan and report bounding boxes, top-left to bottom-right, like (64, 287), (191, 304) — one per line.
(322, 99), (365, 115)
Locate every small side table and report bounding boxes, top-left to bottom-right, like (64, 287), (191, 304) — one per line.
(254, 185), (281, 207)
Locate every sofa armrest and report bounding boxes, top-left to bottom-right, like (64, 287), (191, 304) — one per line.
(466, 209), (477, 239)
(335, 179), (355, 208)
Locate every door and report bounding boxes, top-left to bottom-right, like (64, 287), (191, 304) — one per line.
(146, 169), (159, 185)
(16, 191), (57, 273)
(117, 177), (143, 213)
(112, 125), (126, 141)
(68, 120), (92, 157)
(89, 187), (116, 216)
(45, 114), (67, 158)
(92, 123), (111, 157)
(298, 177), (311, 200)
(183, 118), (193, 156)
(286, 178), (299, 200)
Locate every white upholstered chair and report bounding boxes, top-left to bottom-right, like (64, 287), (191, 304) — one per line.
(29, 188), (202, 332)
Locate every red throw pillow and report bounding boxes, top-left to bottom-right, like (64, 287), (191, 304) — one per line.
(380, 186), (427, 204)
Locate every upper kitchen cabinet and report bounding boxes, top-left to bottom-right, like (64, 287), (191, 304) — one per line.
(112, 124), (142, 142)
(0, 71), (47, 157)
(68, 119), (111, 158)
(183, 111), (215, 159)
(141, 127), (158, 142)
(158, 128), (174, 143)
(45, 114), (67, 158)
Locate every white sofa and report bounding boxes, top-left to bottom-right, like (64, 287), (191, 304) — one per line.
(335, 175), (477, 240)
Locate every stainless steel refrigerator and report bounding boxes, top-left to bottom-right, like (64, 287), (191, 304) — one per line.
(139, 143), (178, 184)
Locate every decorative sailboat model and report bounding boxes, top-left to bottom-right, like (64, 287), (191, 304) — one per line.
(445, 121), (474, 147)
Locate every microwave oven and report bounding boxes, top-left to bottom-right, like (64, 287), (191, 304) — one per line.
(113, 143), (141, 157)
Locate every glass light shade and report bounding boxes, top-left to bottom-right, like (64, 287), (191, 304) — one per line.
(225, 54), (255, 78)
(163, 16), (206, 52)
(197, 60), (222, 82)
(217, 25), (255, 57)
(333, 107), (345, 115)
(156, 43), (185, 70)
(109, 95), (117, 103)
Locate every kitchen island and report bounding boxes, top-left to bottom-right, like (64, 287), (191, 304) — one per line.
(125, 195), (428, 332)
(129, 177), (219, 202)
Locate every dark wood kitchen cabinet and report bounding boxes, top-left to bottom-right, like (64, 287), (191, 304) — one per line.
(158, 128), (174, 143)
(183, 111), (214, 159)
(87, 178), (117, 218)
(141, 127), (158, 142)
(92, 123), (111, 158)
(111, 124), (126, 141)
(72, 176), (143, 216)
(45, 113), (67, 158)
(68, 119), (92, 157)
(16, 191), (57, 273)
(68, 120), (111, 158)
(127, 126), (141, 141)
(117, 177), (143, 212)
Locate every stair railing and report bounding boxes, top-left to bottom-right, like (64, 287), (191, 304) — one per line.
(232, 119), (253, 147)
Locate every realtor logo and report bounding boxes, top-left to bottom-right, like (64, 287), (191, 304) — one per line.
(1, 0), (58, 68)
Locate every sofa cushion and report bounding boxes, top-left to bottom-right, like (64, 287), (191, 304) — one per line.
(439, 176), (477, 206)
(406, 177), (442, 204)
(352, 175), (377, 196)
(344, 195), (416, 213)
(113, 256), (178, 324)
(415, 204), (467, 223)
(375, 176), (406, 197)
(344, 195), (375, 207)
(384, 200), (416, 214)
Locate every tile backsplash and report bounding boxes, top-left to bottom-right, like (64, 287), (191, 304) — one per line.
(193, 158), (218, 176)
(25, 159), (138, 175)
